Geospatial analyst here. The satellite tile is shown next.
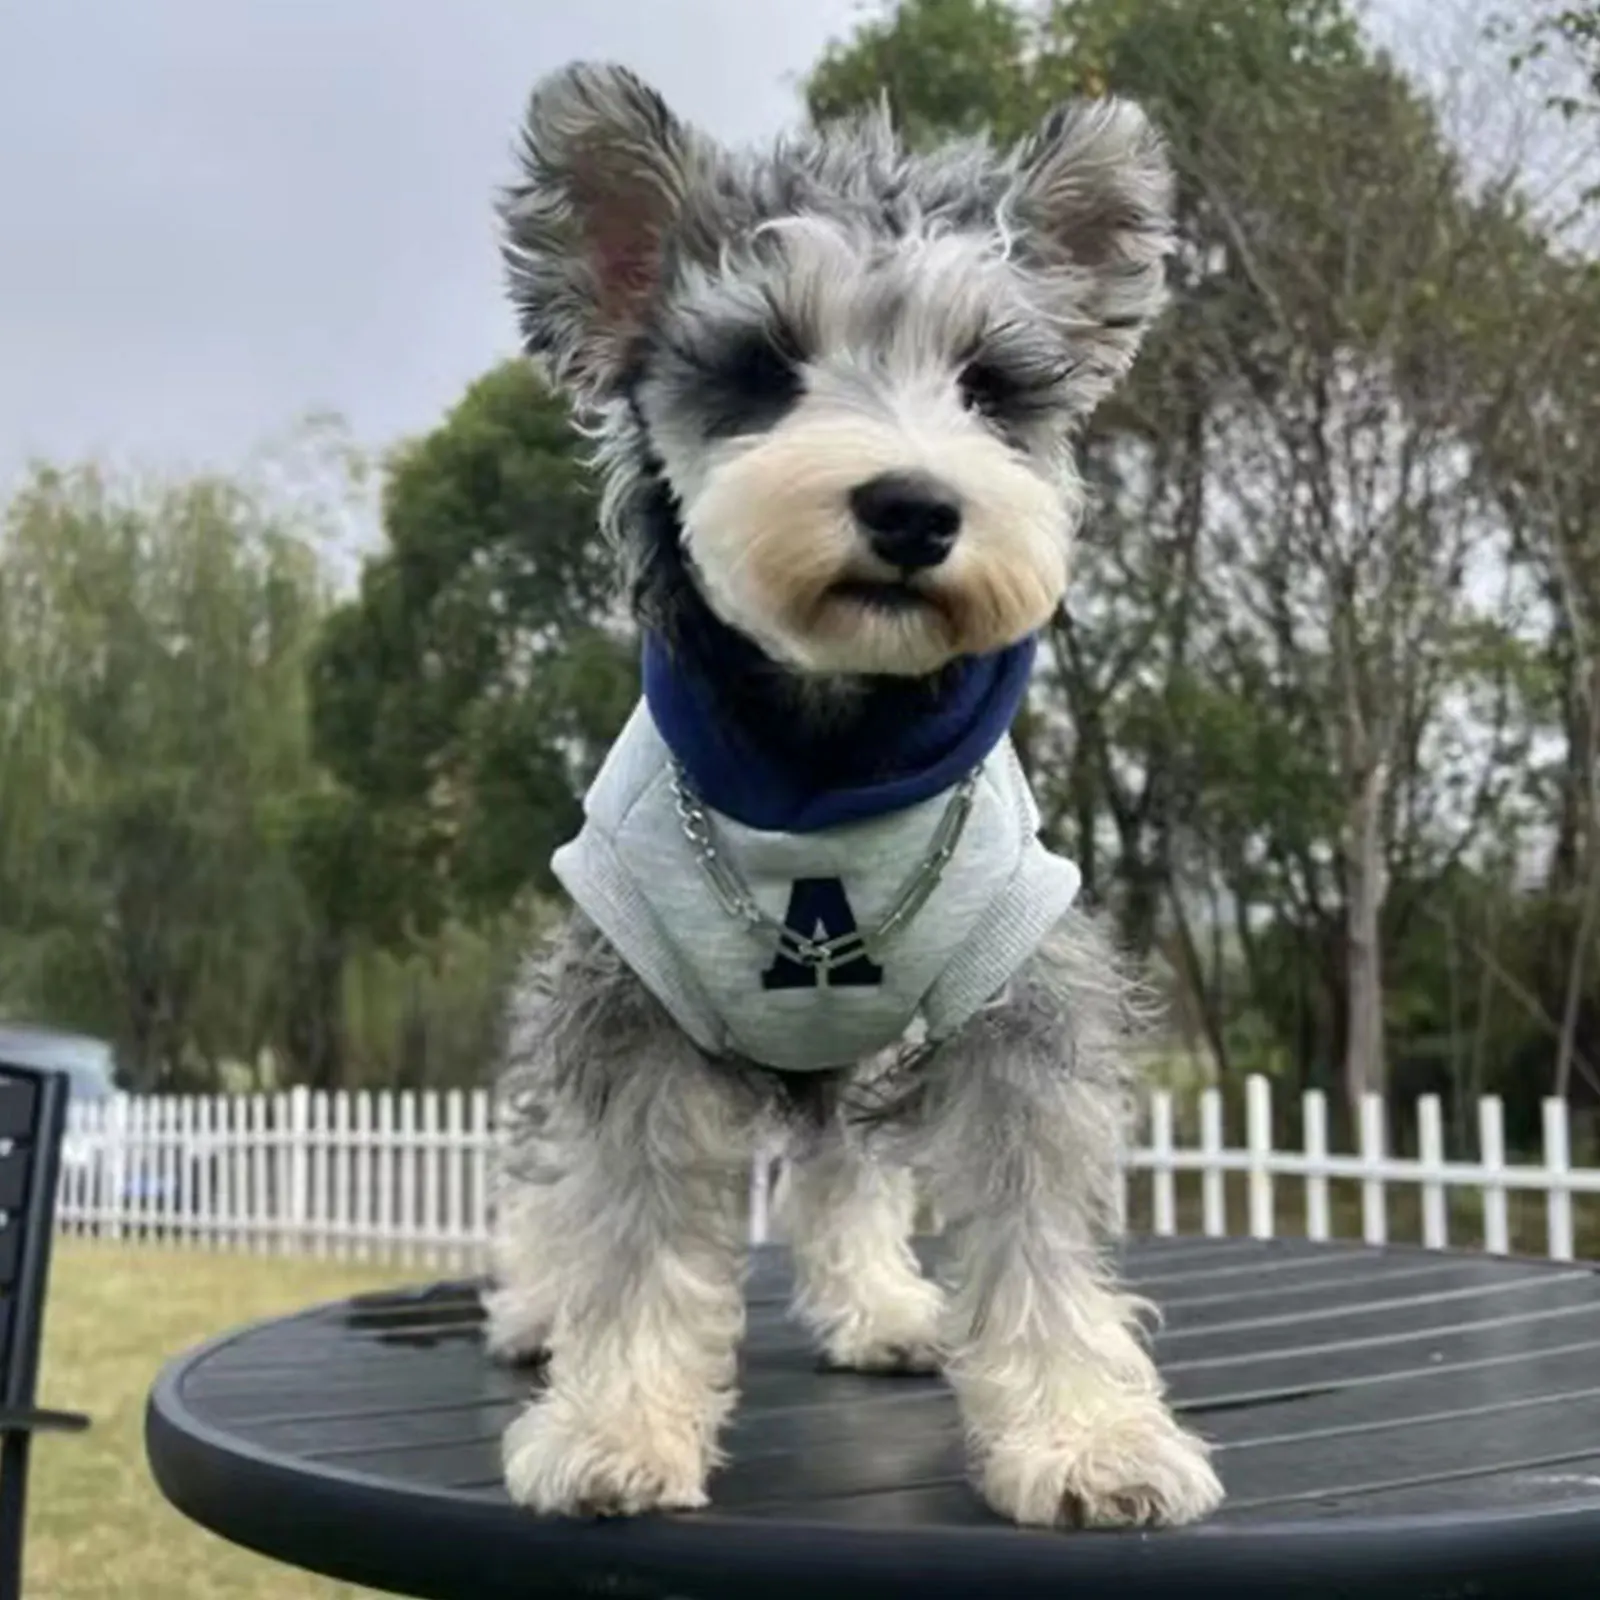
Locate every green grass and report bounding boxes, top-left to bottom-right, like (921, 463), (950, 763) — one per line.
(32, 1241), (411, 1599)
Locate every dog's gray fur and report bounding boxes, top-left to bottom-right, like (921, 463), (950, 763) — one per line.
(485, 63), (1222, 1528)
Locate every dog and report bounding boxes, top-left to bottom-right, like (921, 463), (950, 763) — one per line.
(482, 61), (1223, 1531)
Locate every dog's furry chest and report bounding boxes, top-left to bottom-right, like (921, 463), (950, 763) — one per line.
(551, 701), (1081, 1073)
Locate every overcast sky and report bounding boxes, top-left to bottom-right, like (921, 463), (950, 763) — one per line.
(0, 0), (1549, 521)
(0, 0), (867, 496)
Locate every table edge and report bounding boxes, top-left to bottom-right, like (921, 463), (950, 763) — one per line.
(145, 1261), (1600, 1600)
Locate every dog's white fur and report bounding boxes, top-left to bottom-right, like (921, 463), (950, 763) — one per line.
(489, 992), (752, 1514)
(776, 1118), (946, 1374)
(485, 62), (1224, 1530)
(685, 403), (1072, 677)
(487, 917), (1222, 1528)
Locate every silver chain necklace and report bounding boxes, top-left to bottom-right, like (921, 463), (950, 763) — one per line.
(669, 762), (981, 978)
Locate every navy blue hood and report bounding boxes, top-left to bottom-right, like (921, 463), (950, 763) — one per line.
(641, 625), (1036, 834)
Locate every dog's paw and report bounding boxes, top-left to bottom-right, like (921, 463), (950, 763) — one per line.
(503, 1399), (710, 1517)
(816, 1279), (946, 1375)
(480, 1288), (550, 1367)
(820, 1333), (943, 1375)
(977, 1400), (1223, 1529)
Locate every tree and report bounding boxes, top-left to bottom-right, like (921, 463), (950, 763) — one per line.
(0, 463), (330, 1088)
(1471, 252), (1600, 1103)
(808, 0), (1565, 1118)
(304, 360), (635, 940)
(811, 3), (1368, 990)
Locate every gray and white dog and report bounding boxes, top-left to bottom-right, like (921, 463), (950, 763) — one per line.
(483, 62), (1223, 1531)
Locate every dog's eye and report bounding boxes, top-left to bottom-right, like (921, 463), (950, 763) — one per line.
(958, 350), (1075, 425)
(957, 359), (1019, 418)
(718, 331), (802, 406)
(692, 328), (804, 437)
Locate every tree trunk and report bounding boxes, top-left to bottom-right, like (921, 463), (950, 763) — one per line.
(1555, 862), (1599, 1101)
(1344, 756), (1389, 1115)
(1118, 852), (1165, 959)
(1554, 657), (1600, 1100)
(276, 920), (348, 1091)
(1166, 880), (1231, 1079)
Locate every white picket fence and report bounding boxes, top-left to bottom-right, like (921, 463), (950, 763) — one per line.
(59, 1087), (498, 1268)
(55, 1077), (1599, 1266)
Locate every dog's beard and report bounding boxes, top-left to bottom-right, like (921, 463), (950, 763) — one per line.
(676, 406), (1075, 677)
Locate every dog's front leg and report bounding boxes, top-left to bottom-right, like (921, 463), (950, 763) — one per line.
(915, 921), (1224, 1529)
(778, 1112), (945, 1374)
(492, 922), (758, 1517)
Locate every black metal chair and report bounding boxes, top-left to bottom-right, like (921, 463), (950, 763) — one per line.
(0, 1064), (89, 1600)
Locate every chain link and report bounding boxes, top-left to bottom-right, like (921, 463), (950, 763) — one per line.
(669, 763), (980, 977)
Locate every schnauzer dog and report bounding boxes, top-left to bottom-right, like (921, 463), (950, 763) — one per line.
(483, 62), (1223, 1531)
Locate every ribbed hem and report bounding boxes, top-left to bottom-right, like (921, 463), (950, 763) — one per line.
(550, 829), (728, 1059)
(923, 844), (1080, 1040)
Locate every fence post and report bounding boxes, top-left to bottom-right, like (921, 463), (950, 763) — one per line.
(1543, 1097), (1574, 1263)
(399, 1091), (419, 1266)
(332, 1091), (352, 1261)
(1417, 1094), (1447, 1250)
(421, 1091), (441, 1270)
(249, 1095), (269, 1255)
(1199, 1088), (1225, 1237)
(375, 1092), (395, 1263)
(222, 1095), (242, 1251)
(1360, 1092), (1388, 1246)
(156, 1096), (176, 1241)
(196, 1096), (216, 1250)
(288, 1086), (311, 1252)
(176, 1095), (196, 1247)
(1479, 1095), (1509, 1255)
(1246, 1075), (1274, 1240)
(270, 1092), (289, 1255)
(469, 1089), (491, 1268)
(354, 1092), (375, 1262)
(308, 1090), (329, 1258)
(1150, 1090), (1176, 1237)
(105, 1094), (129, 1241)
(57, 1101), (81, 1234)
(1303, 1090), (1330, 1242)
(445, 1089), (466, 1270)
(749, 1149), (773, 1245)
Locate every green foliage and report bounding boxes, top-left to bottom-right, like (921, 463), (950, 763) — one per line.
(808, 0), (1041, 141)
(0, 444), (541, 1093)
(808, 0), (1598, 1120)
(0, 464), (330, 1087)
(336, 908), (551, 1090)
(306, 361), (634, 937)
(809, 0), (1366, 145)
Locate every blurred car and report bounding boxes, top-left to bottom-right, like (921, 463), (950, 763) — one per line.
(0, 1021), (118, 1104)
(1, 1022), (121, 1196)
(0, 1024), (118, 1181)
(0, 1022), (182, 1205)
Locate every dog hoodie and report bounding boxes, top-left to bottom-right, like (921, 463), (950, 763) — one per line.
(550, 632), (1081, 1073)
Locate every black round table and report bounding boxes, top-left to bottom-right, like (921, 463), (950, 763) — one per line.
(145, 1237), (1600, 1599)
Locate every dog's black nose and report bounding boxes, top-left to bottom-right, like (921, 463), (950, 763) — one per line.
(849, 472), (962, 570)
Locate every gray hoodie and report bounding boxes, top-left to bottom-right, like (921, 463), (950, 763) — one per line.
(551, 701), (1080, 1072)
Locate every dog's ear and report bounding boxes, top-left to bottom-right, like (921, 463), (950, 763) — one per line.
(500, 63), (717, 400)
(1007, 99), (1175, 403)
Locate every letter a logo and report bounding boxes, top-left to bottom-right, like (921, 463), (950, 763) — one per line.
(761, 877), (884, 990)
